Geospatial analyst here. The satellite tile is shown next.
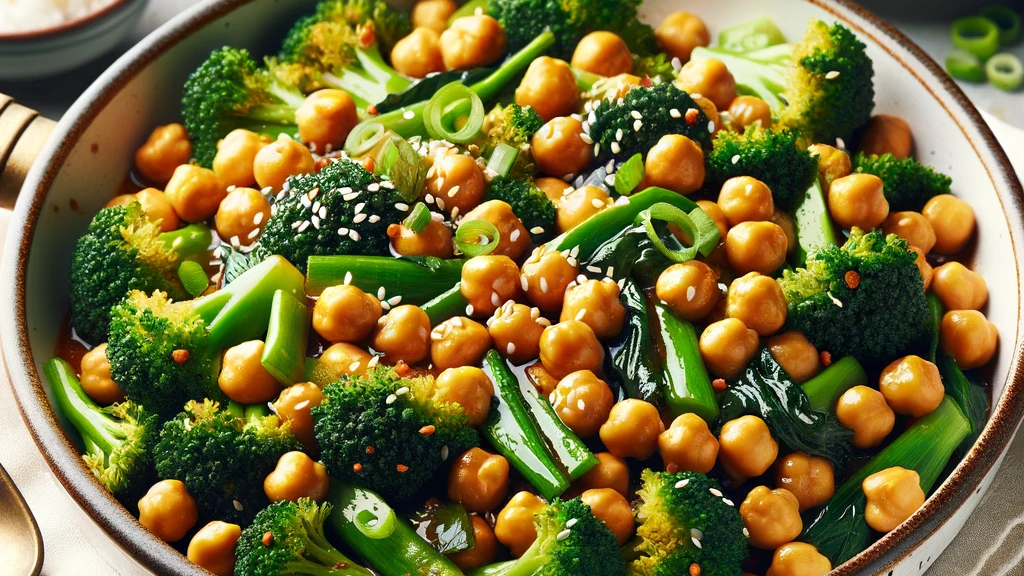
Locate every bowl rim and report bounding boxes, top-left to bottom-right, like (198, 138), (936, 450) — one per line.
(0, 0), (141, 43)
(2, 0), (1023, 574)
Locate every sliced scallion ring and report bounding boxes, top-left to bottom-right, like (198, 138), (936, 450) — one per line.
(614, 154), (646, 196)
(952, 16), (1001, 61)
(945, 49), (986, 82)
(355, 508), (398, 539)
(178, 260), (209, 297)
(344, 121), (387, 157)
(979, 6), (1021, 47)
(424, 83), (485, 143)
(455, 219), (500, 257)
(403, 202), (432, 233)
(636, 203), (721, 263)
(986, 52), (1024, 91)
(487, 142), (520, 177)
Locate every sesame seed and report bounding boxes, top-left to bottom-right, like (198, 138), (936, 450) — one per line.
(338, 227), (349, 236)
(530, 226), (545, 235)
(692, 537), (702, 549)
(253, 212), (264, 226)
(580, 133), (594, 145)
(441, 445), (449, 460)
(388, 295), (402, 306)
(675, 479), (690, 489)
(367, 183), (381, 192)
(540, 277), (549, 294)
(691, 528), (703, 541)
(566, 257), (577, 267)
(510, 229), (521, 243)
(723, 498), (735, 507)
(743, 528), (750, 538)
(605, 175), (616, 187)
(436, 198), (446, 211)
(577, 274), (588, 285)
(247, 228), (260, 240)
(708, 121), (716, 133)
(448, 185), (460, 197)
(386, 394), (398, 405)
(709, 488), (723, 497)
(312, 200), (321, 214)
(570, 246), (580, 258)
(591, 198), (606, 209)
(825, 70), (840, 79)
(368, 356), (380, 368)
(731, 154), (741, 165)
(586, 265), (602, 273)
(556, 529), (571, 541)
(594, 143), (601, 156)
(634, 120), (643, 132)
(403, 109), (416, 120)
(369, 215), (380, 223)
(567, 518), (578, 528)
(520, 274), (529, 291)
(631, 111), (643, 120)
(507, 342), (516, 355)
(355, 202), (365, 214)
(343, 192), (360, 202)
(349, 361), (362, 372)
(450, 207), (460, 220)
(606, 266), (615, 277)
(293, 400), (310, 411)
(615, 128), (623, 142)
(378, 287), (387, 300)
(575, 309), (587, 321)
(297, 221), (310, 233)
(381, 301), (391, 311)
(343, 271), (353, 285)
(395, 203), (410, 211)
(425, 193), (435, 204)
(836, 137), (847, 150)
(349, 230), (361, 241)
(311, 215), (321, 228)
(611, 142), (621, 154)
(262, 187), (273, 195)
(430, 331), (444, 341)
(577, 399), (585, 411)
(353, 213), (367, 223)
(319, 206), (327, 219)
(291, 221), (302, 230)
(491, 292), (501, 307)
(686, 286), (696, 301)
(466, 304), (475, 316)
(396, 386), (410, 396)
(233, 500), (244, 511)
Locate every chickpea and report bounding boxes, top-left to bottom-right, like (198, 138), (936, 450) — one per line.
(138, 479), (198, 543)
(697, 199), (730, 239)
(719, 415), (779, 480)
(766, 543), (831, 576)
(435, 367), (495, 427)
(740, 486), (802, 550)
(428, 152), (486, 215)
(551, 370), (615, 438)
(535, 177), (574, 204)
(725, 221), (788, 275)
(580, 488), (635, 545)
(526, 362), (560, 398)
(495, 491), (545, 557)
(659, 413), (719, 474)
(264, 451), (330, 503)
(575, 452), (630, 496)
(165, 164), (226, 223)
(136, 188), (181, 233)
(215, 187), (270, 244)
(923, 195), (975, 254)
(461, 255), (521, 316)
(728, 96), (773, 131)
(862, 467), (925, 533)
(488, 303), (545, 365)
(718, 176), (775, 226)
(910, 246), (934, 291)
(522, 250), (578, 312)
(836, 386), (896, 449)
(941, 310), (999, 369)
(218, 340), (281, 404)
(767, 332), (821, 383)
(371, 305), (432, 365)
(448, 448), (510, 513)
(774, 452), (835, 511)
(726, 273), (787, 337)
(441, 15), (507, 70)
(560, 279), (625, 341)
(828, 173), (889, 230)
(318, 343), (374, 377)
(463, 200), (529, 260)
(106, 194), (137, 208)
(859, 114), (914, 159)
(431, 317), (491, 371)
(879, 355), (944, 417)
(187, 521), (241, 576)
(533, 117), (593, 178)
(412, 0), (457, 34)
(599, 399), (665, 460)
(213, 129), (268, 188)
(691, 94), (721, 134)
(655, 262), (721, 322)
(80, 343), (125, 406)
(388, 219), (455, 259)
(295, 89), (358, 154)
(932, 262), (988, 311)
(556, 185), (611, 233)
(808, 143), (852, 188)
(253, 135), (315, 191)
(677, 58), (737, 110)
(572, 31), (633, 77)
(516, 57), (579, 121)
(644, 134), (705, 195)
(448, 515), (498, 569)
(539, 320), (604, 379)
(391, 28), (446, 79)
(699, 318), (760, 379)
(273, 383), (323, 451)
(655, 12), (710, 62)
(312, 285), (382, 344)
(135, 123), (192, 185)
(882, 211), (936, 254)
(774, 211), (797, 257)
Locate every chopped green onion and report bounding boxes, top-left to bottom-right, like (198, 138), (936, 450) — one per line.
(403, 202), (432, 233)
(355, 507), (398, 539)
(423, 83), (485, 143)
(455, 220), (500, 257)
(375, 136), (426, 202)
(637, 202), (720, 263)
(952, 16), (1001, 61)
(177, 260), (208, 297)
(261, 290), (310, 386)
(344, 121), (387, 157)
(718, 17), (787, 54)
(980, 6), (1021, 46)
(945, 49), (986, 82)
(986, 52), (1024, 91)
(614, 154), (646, 196)
(487, 142), (520, 177)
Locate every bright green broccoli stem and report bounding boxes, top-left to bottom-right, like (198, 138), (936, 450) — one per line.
(449, 0), (488, 25)
(801, 356), (867, 413)
(654, 304), (718, 422)
(422, 284), (471, 326)
(244, 403), (271, 421)
(322, 44), (413, 113)
(802, 397), (970, 566)
(157, 223), (213, 259)
(305, 255), (465, 303)
(572, 66), (603, 91)
(327, 482), (463, 576)
(792, 178), (838, 266)
(262, 290), (310, 386)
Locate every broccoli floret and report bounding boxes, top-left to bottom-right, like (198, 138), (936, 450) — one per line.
(256, 158), (405, 273)
(632, 53), (677, 84)
(629, 470), (747, 576)
(312, 366), (479, 502)
(852, 152), (952, 212)
(480, 104), (545, 179)
(182, 47), (306, 167)
(484, 176), (555, 241)
(706, 125), (818, 210)
(154, 400), (301, 523)
(779, 228), (929, 366)
(588, 83), (712, 160)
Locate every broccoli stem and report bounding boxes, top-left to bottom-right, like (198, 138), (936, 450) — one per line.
(572, 67), (603, 91)
(801, 356), (867, 413)
(654, 303), (718, 422)
(262, 290), (310, 386)
(46, 358), (119, 454)
(422, 284), (471, 326)
(157, 223), (213, 259)
(305, 255), (465, 303)
(448, 0), (488, 25)
(791, 178), (839, 266)
(322, 45), (413, 112)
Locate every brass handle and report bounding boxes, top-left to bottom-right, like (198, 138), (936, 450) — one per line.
(0, 94), (56, 211)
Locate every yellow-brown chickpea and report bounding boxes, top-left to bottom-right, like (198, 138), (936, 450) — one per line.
(448, 447), (509, 513)
(388, 219), (455, 259)
(533, 117), (593, 179)
(440, 15), (507, 70)
(318, 343), (374, 377)
(879, 355), (944, 417)
(773, 210), (798, 256)
(253, 135), (315, 191)
(941, 310), (999, 369)
(580, 488), (635, 545)
(677, 58), (737, 110)
(187, 521), (241, 576)
(719, 415), (779, 480)
(828, 173), (889, 230)
(575, 452), (630, 496)
(740, 486), (803, 550)
(808, 143), (852, 189)
(461, 255), (521, 316)
(80, 343), (125, 406)
(767, 331), (821, 383)
(766, 543), (831, 576)
(138, 479), (198, 543)
(556, 185), (611, 233)
(692, 94), (721, 134)
(862, 467), (925, 533)
(296, 89), (358, 153)
(516, 57), (579, 121)
(932, 262), (988, 311)
(428, 152), (486, 216)
(412, 0), (457, 34)
(371, 305), (432, 365)
(213, 129), (268, 188)
(535, 177), (574, 204)
(462, 200), (530, 260)
(923, 195), (975, 254)
(273, 383), (323, 451)
(215, 187), (270, 244)
(391, 28), (446, 79)
(718, 176), (774, 226)
(495, 491), (546, 557)
(656, 261), (721, 322)
(774, 452), (835, 511)
(551, 370), (614, 438)
(725, 221), (788, 275)
(655, 11), (710, 62)
(539, 320), (604, 379)
(700, 318), (760, 379)
(434, 367), (495, 427)
(135, 123), (192, 185)
(526, 362), (560, 398)
(218, 340), (281, 404)
(522, 249), (578, 312)
(728, 96), (773, 131)
(599, 399), (665, 460)
(560, 279), (625, 341)
(488, 303), (546, 365)
(882, 211), (936, 254)
(431, 317), (491, 370)
(165, 164), (226, 223)
(264, 451), (330, 503)
(726, 272), (787, 337)
(106, 193), (137, 208)
(572, 31), (633, 77)
(910, 246), (934, 291)
(448, 515), (498, 570)
(313, 285), (383, 344)
(859, 114), (914, 159)
(136, 188), (181, 233)
(645, 134), (705, 195)
(659, 413), (719, 474)
(836, 386), (896, 449)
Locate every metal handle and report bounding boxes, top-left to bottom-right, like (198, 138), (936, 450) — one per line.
(0, 94), (56, 211)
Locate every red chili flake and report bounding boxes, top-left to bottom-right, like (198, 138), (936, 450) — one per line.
(396, 464), (409, 473)
(387, 223), (402, 239)
(356, 156), (375, 173)
(689, 563), (701, 576)
(820, 351), (833, 367)
(684, 108), (700, 127)
(262, 532), (274, 547)
(419, 425), (436, 436)
(366, 445), (375, 455)
(844, 270), (861, 289)
(333, 563), (348, 570)
(353, 463), (363, 473)
(366, 105), (379, 116)
(356, 23), (376, 49)
(712, 378), (727, 392)
(395, 361), (412, 377)
(641, 76), (654, 88)
(172, 349), (189, 364)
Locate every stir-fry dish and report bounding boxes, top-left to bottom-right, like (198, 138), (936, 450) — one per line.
(47, 1), (998, 575)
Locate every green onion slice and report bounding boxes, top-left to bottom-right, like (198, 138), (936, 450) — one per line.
(952, 16), (1001, 61)
(403, 202), (432, 233)
(637, 203), (721, 263)
(344, 121), (387, 157)
(487, 142), (520, 177)
(979, 6), (1021, 47)
(945, 49), (987, 82)
(614, 154), (646, 196)
(355, 508), (398, 539)
(986, 52), (1024, 91)
(455, 219), (500, 257)
(178, 260), (209, 297)
(375, 136), (426, 202)
(424, 83), (485, 144)
(718, 17), (787, 54)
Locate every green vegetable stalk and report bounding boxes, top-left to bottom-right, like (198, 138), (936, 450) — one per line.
(608, 279), (663, 406)
(801, 356), (868, 413)
(654, 304), (718, 422)
(305, 255), (465, 303)
(261, 289), (310, 385)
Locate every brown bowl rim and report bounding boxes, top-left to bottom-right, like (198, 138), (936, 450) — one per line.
(0, 0), (142, 43)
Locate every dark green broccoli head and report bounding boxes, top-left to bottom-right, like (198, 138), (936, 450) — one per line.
(482, 104), (545, 178)
(312, 366), (479, 502)
(706, 126), (819, 211)
(484, 176), (556, 241)
(630, 470), (747, 576)
(779, 228), (929, 366)
(852, 152), (952, 212)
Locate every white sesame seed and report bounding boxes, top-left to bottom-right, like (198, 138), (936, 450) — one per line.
(633, 120), (643, 132)
(377, 287), (387, 300)
(570, 246), (580, 258)
(396, 386), (410, 396)
(253, 212), (264, 226)
(448, 185), (461, 198)
(312, 200), (321, 214)
(686, 286), (696, 301)
(594, 143), (601, 157)
(591, 198), (605, 209)
(491, 292), (501, 307)
(692, 537), (702, 549)
(575, 308), (587, 321)
(354, 202), (365, 214)
(343, 192), (360, 202)
(353, 213), (367, 223)
(566, 257), (577, 267)
(537, 317), (551, 326)
(675, 479), (690, 489)
(566, 518), (578, 528)
(577, 399), (585, 411)
(723, 498), (735, 507)
(580, 133), (594, 145)
(386, 394), (397, 405)
(539, 277), (549, 294)
(319, 206), (327, 219)
(297, 221), (310, 233)
(520, 274), (529, 291)
(368, 356), (380, 367)
(311, 215), (321, 228)
(291, 221), (302, 230)
(743, 528), (750, 538)
(530, 226), (545, 235)
(388, 296), (402, 306)
(452, 317), (463, 327)
(507, 342), (516, 355)
(825, 70), (840, 80)
(344, 271), (353, 285)
(381, 301), (391, 311)
(350, 230), (361, 241)
(731, 154), (741, 165)
(233, 500), (243, 511)
(606, 266), (615, 277)
(836, 137), (847, 150)
(247, 228), (260, 240)
(349, 361), (362, 372)
(466, 304), (475, 316)
(556, 529), (571, 541)
(616, 128), (623, 142)
(709, 488), (723, 497)
(403, 109), (416, 120)
(441, 445), (449, 460)
(338, 227), (349, 236)
(605, 175), (616, 187)
(611, 142), (621, 154)
(708, 121), (715, 133)
(586, 265), (602, 274)
(436, 198), (446, 211)
(369, 215), (380, 223)
(367, 183), (381, 192)
(293, 400), (310, 411)
(395, 203), (410, 211)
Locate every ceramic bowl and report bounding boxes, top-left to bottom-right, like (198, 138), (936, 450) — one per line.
(1, 0), (1022, 574)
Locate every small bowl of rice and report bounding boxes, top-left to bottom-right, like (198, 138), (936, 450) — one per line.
(0, 0), (150, 81)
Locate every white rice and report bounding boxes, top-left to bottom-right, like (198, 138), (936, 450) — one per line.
(0, 0), (118, 35)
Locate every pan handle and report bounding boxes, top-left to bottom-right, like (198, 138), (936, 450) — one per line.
(0, 94), (57, 211)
